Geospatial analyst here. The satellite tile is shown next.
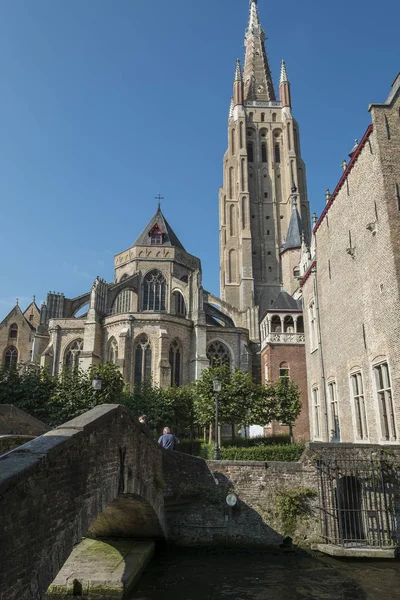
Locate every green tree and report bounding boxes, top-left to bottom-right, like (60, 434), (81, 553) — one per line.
(274, 377), (302, 443)
(49, 362), (125, 426)
(249, 382), (277, 428)
(122, 380), (196, 435)
(194, 364), (267, 433)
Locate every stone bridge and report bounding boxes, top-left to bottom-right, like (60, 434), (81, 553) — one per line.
(4, 405), (378, 599)
(0, 404), (166, 600)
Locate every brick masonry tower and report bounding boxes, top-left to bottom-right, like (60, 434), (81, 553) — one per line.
(219, 0), (311, 318)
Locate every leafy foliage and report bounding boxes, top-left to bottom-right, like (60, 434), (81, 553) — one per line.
(274, 377), (302, 443)
(276, 488), (317, 536)
(218, 443), (305, 462)
(121, 380), (196, 433)
(0, 363), (124, 427)
(194, 364), (275, 428)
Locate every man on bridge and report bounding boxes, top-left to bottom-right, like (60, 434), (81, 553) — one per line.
(158, 427), (179, 451)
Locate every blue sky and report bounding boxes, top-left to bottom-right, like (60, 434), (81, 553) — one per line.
(0, 0), (398, 314)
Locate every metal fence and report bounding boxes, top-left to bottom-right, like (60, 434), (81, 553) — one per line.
(316, 451), (398, 548)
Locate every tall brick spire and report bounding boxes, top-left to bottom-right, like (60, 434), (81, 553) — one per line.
(243, 0), (276, 102)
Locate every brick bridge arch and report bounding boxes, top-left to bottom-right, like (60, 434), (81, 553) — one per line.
(0, 405), (166, 600)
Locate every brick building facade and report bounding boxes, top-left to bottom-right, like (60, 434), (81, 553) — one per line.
(301, 74), (400, 445)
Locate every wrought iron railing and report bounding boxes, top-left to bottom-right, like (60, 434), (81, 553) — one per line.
(315, 451), (399, 548)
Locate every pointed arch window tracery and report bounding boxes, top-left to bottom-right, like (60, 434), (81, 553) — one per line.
(65, 339), (83, 370)
(107, 337), (118, 364)
(112, 290), (134, 315)
(4, 346), (18, 370)
(207, 342), (230, 367)
(143, 270), (166, 312)
(134, 336), (152, 384)
(169, 340), (182, 387)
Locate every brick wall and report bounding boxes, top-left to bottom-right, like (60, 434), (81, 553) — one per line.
(0, 405), (165, 600)
(262, 344), (309, 440)
(302, 81), (400, 444)
(163, 449), (319, 548)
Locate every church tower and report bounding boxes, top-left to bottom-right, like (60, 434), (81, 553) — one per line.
(219, 0), (310, 318)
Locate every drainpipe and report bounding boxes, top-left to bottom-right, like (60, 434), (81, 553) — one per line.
(312, 263), (329, 441)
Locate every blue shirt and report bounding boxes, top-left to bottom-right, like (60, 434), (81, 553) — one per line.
(158, 433), (179, 450)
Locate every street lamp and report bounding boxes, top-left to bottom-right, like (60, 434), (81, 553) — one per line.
(213, 376), (222, 460)
(92, 374), (103, 392)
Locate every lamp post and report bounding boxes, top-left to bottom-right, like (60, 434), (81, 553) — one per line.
(92, 373), (103, 395)
(213, 376), (222, 460)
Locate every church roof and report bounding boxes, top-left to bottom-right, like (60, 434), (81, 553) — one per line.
(271, 291), (302, 311)
(133, 207), (186, 251)
(281, 203), (304, 253)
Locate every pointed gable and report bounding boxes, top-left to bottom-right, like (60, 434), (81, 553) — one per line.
(133, 207), (186, 251)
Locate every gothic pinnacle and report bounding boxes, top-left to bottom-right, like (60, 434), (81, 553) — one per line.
(280, 60), (289, 84)
(248, 0), (261, 31)
(234, 58), (242, 82)
(229, 97), (234, 119)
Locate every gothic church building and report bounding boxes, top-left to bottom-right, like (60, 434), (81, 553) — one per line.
(1, 1), (310, 410)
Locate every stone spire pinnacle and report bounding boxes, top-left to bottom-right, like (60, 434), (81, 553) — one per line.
(243, 0), (276, 102)
(229, 97), (234, 119)
(280, 60), (289, 84)
(234, 58), (243, 82)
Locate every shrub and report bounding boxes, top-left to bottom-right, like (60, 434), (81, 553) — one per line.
(221, 435), (291, 448)
(177, 440), (213, 459)
(219, 443), (305, 462)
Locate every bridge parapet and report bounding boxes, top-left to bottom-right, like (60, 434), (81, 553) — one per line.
(0, 404), (165, 600)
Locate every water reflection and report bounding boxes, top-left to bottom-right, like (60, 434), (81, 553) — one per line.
(130, 547), (400, 600)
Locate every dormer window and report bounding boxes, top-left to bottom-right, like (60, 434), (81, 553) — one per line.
(149, 223), (163, 245)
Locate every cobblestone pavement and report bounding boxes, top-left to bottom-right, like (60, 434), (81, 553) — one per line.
(130, 547), (400, 600)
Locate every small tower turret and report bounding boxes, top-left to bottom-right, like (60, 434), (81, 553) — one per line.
(233, 59), (244, 107)
(279, 60), (291, 108)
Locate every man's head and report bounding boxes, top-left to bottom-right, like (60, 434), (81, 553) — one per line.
(163, 427), (171, 434)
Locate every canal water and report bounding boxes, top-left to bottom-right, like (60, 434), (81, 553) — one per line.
(130, 547), (400, 600)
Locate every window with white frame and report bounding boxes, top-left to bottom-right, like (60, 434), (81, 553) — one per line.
(279, 362), (289, 378)
(351, 372), (368, 440)
(328, 381), (340, 441)
(308, 301), (317, 351)
(374, 362), (396, 441)
(312, 387), (321, 439)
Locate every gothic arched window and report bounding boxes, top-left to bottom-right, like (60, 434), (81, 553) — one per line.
(112, 290), (133, 314)
(169, 340), (182, 387)
(143, 270), (166, 312)
(134, 336), (152, 384)
(4, 346), (18, 370)
(173, 291), (186, 316)
(247, 142), (254, 163)
(9, 324), (18, 339)
(107, 337), (118, 364)
(65, 339), (83, 370)
(261, 142), (267, 163)
(207, 342), (230, 367)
